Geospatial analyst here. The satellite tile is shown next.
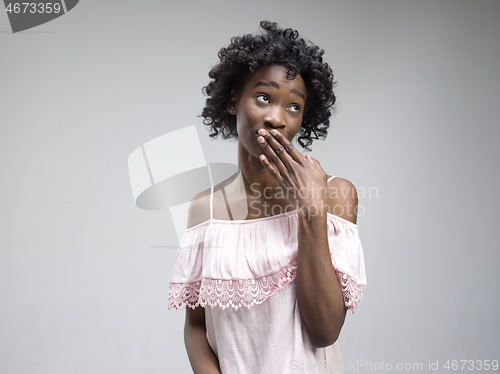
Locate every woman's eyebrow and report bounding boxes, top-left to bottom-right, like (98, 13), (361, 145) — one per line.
(254, 81), (279, 89)
(290, 89), (306, 102)
(254, 81), (306, 102)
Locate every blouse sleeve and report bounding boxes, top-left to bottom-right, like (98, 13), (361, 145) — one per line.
(327, 214), (367, 313)
(167, 223), (208, 310)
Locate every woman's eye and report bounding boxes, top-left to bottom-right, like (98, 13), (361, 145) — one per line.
(256, 95), (270, 104)
(288, 104), (300, 112)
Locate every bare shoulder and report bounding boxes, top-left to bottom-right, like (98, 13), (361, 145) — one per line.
(186, 171), (241, 228)
(186, 187), (211, 229)
(325, 176), (358, 224)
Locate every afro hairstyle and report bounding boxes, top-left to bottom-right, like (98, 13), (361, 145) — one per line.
(201, 20), (336, 150)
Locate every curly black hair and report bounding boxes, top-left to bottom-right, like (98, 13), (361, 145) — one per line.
(201, 20), (336, 150)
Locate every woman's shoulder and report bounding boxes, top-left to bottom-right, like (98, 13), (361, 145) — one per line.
(326, 175), (357, 193)
(187, 187), (211, 229)
(186, 171), (242, 228)
(326, 175), (358, 224)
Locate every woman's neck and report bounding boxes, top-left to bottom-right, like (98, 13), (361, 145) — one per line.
(237, 143), (280, 197)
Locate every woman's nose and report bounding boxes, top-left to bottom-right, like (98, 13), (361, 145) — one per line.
(264, 106), (286, 129)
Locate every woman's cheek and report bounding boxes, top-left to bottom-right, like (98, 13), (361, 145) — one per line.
(241, 104), (259, 125)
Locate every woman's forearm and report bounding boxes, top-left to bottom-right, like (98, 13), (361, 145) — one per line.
(184, 310), (221, 373)
(295, 209), (347, 348)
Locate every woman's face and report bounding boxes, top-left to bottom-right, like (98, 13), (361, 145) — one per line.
(228, 65), (307, 161)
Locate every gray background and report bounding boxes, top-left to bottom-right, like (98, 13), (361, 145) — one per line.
(1, 0), (499, 373)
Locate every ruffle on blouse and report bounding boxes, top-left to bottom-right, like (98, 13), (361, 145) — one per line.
(168, 211), (366, 312)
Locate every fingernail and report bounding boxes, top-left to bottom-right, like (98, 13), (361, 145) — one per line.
(258, 136), (265, 144)
(258, 129), (266, 136)
(271, 130), (278, 136)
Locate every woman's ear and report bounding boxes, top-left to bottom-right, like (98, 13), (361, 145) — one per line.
(227, 90), (238, 115)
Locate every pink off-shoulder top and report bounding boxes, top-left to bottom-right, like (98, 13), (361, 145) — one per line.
(168, 176), (367, 373)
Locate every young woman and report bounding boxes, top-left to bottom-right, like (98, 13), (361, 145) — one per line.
(169, 21), (366, 374)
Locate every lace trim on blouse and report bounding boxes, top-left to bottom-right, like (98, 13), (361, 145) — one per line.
(168, 253), (365, 312)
